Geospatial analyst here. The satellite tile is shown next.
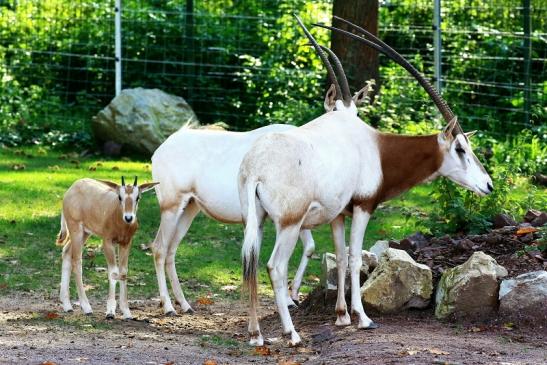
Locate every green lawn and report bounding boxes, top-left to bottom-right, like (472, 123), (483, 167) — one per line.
(0, 146), (539, 303)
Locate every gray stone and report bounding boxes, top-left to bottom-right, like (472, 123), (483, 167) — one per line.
(493, 213), (517, 229)
(435, 251), (508, 319)
(321, 249), (378, 292)
(92, 88), (199, 155)
(361, 248), (433, 313)
(369, 240), (389, 258)
(499, 271), (547, 323)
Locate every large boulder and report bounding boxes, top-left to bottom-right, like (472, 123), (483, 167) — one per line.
(92, 88), (199, 155)
(361, 248), (433, 313)
(435, 251), (507, 320)
(321, 250), (378, 292)
(499, 271), (547, 324)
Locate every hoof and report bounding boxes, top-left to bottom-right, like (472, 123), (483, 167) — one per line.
(288, 303), (299, 310)
(84, 312), (93, 316)
(66, 309), (74, 313)
(184, 307), (195, 315)
(249, 335), (264, 347)
(292, 299), (300, 307)
(362, 321), (379, 330)
(165, 311), (177, 317)
(105, 314), (115, 320)
(122, 316), (134, 321)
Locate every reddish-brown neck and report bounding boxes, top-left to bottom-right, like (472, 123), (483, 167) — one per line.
(372, 133), (443, 208)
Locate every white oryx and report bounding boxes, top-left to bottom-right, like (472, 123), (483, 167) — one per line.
(150, 126), (317, 315)
(239, 16), (493, 346)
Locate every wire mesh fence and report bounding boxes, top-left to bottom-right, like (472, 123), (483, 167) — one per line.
(0, 0), (544, 145)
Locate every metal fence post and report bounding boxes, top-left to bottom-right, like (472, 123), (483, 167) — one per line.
(433, 0), (442, 93)
(523, 0), (531, 126)
(115, 0), (122, 96)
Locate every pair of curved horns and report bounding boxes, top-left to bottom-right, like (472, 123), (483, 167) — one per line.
(294, 14), (352, 107)
(313, 16), (463, 135)
(121, 176), (138, 186)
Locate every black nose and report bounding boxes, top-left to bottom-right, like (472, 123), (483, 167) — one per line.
(124, 216), (133, 223)
(487, 182), (493, 192)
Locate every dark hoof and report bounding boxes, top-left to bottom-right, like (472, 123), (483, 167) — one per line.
(184, 308), (195, 315)
(105, 314), (115, 320)
(165, 311), (177, 317)
(288, 303), (299, 310)
(66, 309), (74, 313)
(85, 312), (93, 316)
(293, 300), (300, 307)
(364, 322), (379, 330)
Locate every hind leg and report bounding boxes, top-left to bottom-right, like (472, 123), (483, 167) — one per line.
(331, 215), (351, 326)
(69, 224), (92, 314)
(165, 200), (200, 313)
(289, 229), (316, 305)
(60, 241), (74, 312)
(268, 224), (302, 346)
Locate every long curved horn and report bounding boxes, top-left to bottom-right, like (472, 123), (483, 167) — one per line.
(319, 46), (352, 105)
(133, 175), (138, 187)
(315, 17), (463, 134)
(293, 14), (346, 106)
(121, 176), (125, 186)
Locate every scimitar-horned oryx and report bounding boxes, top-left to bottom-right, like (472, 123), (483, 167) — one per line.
(238, 15), (493, 346)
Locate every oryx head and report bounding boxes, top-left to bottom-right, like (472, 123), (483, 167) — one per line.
(97, 176), (159, 224)
(315, 16), (493, 196)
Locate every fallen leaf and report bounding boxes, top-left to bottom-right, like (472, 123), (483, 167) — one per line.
(400, 349), (419, 356)
(516, 227), (538, 235)
(41, 362), (57, 365)
(255, 346), (271, 356)
(503, 322), (515, 330)
(48, 165), (61, 171)
(44, 312), (59, 320)
(469, 326), (485, 332)
(11, 164), (26, 171)
(163, 362), (174, 365)
(196, 297), (213, 305)
(88, 166), (97, 171)
(203, 360), (217, 365)
(112, 166), (120, 171)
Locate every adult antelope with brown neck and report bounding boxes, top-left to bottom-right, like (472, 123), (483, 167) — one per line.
(238, 15), (493, 347)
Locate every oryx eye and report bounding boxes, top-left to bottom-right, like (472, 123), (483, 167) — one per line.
(455, 146), (465, 154)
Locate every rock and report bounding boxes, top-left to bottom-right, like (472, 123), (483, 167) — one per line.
(369, 240), (389, 258)
(499, 271), (547, 324)
(435, 251), (508, 319)
(92, 88), (199, 155)
(399, 232), (430, 250)
(321, 250), (378, 292)
(523, 209), (542, 223)
(531, 213), (547, 227)
(493, 213), (517, 228)
(361, 248), (433, 313)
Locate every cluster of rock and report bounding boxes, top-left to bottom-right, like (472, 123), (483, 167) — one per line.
(320, 209), (546, 324)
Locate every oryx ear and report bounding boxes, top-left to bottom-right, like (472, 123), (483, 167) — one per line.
(95, 179), (119, 190)
(139, 182), (159, 194)
(442, 117), (459, 139)
(352, 85), (370, 107)
(323, 84), (337, 112)
(465, 130), (477, 139)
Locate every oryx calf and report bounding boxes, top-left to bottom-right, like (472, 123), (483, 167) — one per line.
(57, 176), (158, 318)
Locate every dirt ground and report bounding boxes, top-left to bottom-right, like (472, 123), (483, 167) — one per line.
(0, 293), (545, 365)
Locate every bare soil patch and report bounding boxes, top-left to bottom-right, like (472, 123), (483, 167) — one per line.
(0, 293), (545, 364)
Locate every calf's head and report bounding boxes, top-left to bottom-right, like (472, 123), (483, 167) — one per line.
(97, 176), (159, 224)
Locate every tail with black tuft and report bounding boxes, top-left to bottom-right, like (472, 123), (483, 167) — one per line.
(241, 180), (261, 310)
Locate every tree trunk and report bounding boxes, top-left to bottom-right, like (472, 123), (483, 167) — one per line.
(331, 0), (379, 98)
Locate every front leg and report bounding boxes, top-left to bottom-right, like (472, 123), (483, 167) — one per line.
(102, 239), (118, 319)
(331, 215), (350, 326)
(118, 242), (132, 320)
(349, 207), (376, 329)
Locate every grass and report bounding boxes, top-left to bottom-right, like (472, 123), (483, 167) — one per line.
(0, 146), (541, 304)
